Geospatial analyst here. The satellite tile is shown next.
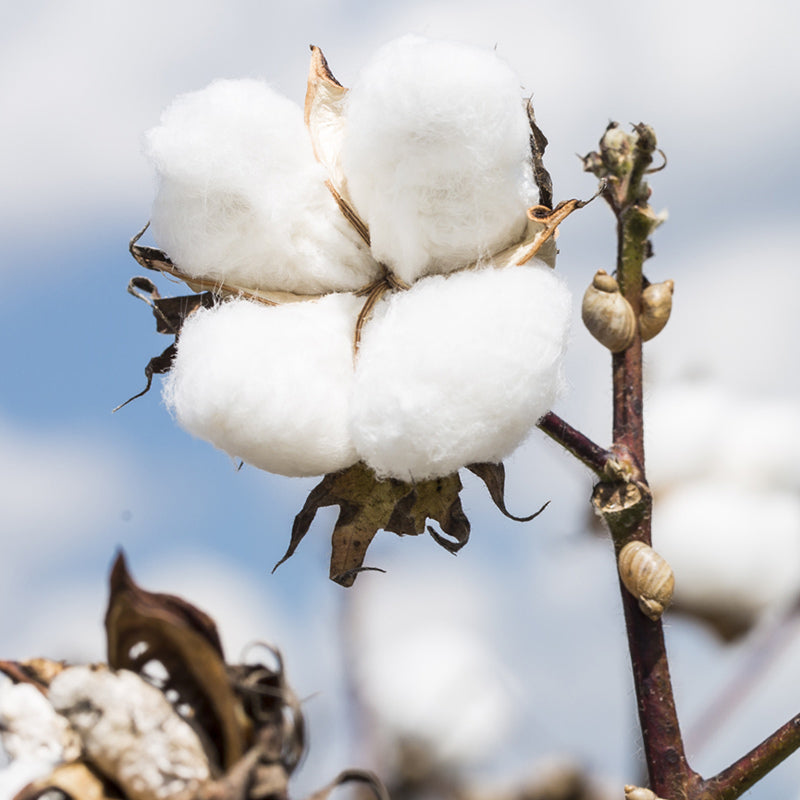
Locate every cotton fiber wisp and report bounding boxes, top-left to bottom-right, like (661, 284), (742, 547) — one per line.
(145, 79), (379, 294)
(341, 36), (537, 286)
(163, 294), (362, 477)
(350, 263), (571, 481)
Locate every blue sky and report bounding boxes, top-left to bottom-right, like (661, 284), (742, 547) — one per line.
(3, 2), (800, 798)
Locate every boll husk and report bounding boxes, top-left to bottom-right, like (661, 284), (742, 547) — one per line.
(163, 294), (362, 477)
(48, 666), (210, 800)
(145, 79), (379, 294)
(349, 263), (571, 481)
(341, 36), (537, 286)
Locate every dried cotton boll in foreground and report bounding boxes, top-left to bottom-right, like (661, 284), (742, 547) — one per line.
(48, 666), (210, 800)
(164, 294), (362, 477)
(351, 263), (571, 481)
(145, 79), (379, 294)
(654, 481), (800, 635)
(0, 678), (79, 766)
(342, 36), (536, 286)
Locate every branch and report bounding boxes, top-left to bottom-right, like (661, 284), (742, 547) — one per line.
(536, 411), (611, 476)
(702, 714), (800, 800)
(583, 123), (700, 799)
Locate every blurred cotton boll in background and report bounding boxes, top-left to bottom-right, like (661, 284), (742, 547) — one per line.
(352, 565), (515, 766)
(145, 79), (379, 294)
(342, 35), (537, 286)
(350, 263), (571, 481)
(163, 294), (362, 477)
(646, 379), (800, 638)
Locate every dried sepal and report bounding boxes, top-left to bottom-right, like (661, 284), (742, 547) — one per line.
(466, 462), (549, 522)
(129, 225), (330, 307)
(105, 552), (251, 771)
(305, 46), (370, 247)
(274, 462), (470, 587)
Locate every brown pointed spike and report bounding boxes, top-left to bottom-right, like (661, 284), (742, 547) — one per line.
(104, 551), (249, 771)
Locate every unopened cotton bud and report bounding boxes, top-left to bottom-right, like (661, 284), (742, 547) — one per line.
(350, 263), (570, 480)
(145, 79), (379, 294)
(341, 35), (536, 285)
(48, 666), (210, 800)
(164, 294), (362, 477)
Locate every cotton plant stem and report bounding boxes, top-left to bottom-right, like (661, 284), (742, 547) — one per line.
(536, 411), (610, 477)
(580, 124), (701, 799)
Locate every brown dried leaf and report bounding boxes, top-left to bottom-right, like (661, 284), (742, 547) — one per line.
(13, 762), (121, 800)
(467, 462), (550, 522)
(274, 462), (470, 587)
(525, 98), (553, 210)
(105, 552), (251, 772)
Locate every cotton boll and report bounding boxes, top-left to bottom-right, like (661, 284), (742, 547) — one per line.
(49, 666), (210, 800)
(654, 482), (800, 631)
(350, 263), (571, 481)
(145, 79), (379, 294)
(645, 381), (730, 490)
(342, 36), (536, 285)
(164, 294), (362, 477)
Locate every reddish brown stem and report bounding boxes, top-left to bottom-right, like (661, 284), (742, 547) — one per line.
(701, 714), (800, 800)
(536, 411), (611, 477)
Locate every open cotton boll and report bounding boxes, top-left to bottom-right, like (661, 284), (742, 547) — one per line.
(654, 482), (800, 631)
(145, 79), (379, 294)
(342, 36), (536, 285)
(164, 294), (361, 477)
(350, 263), (570, 481)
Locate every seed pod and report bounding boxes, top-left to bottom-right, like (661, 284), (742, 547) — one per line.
(640, 279), (674, 341)
(618, 541), (675, 621)
(581, 270), (636, 352)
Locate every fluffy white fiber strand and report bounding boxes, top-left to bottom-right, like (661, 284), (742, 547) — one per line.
(145, 79), (379, 294)
(342, 36), (537, 285)
(164, 294), (362, 478)
(350, 263), (571, 481)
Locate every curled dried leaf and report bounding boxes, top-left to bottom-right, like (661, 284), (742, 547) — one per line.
(105, 552), (251, 771)
(466, 462), (549, 522)
(274, 462), (469, 587)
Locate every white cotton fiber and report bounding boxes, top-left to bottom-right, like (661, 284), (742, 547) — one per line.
(163, 294), (362, 477)
(350, 263), (571, 481)
(341, 36), (537, 286)
(145, 79), (380, 294)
